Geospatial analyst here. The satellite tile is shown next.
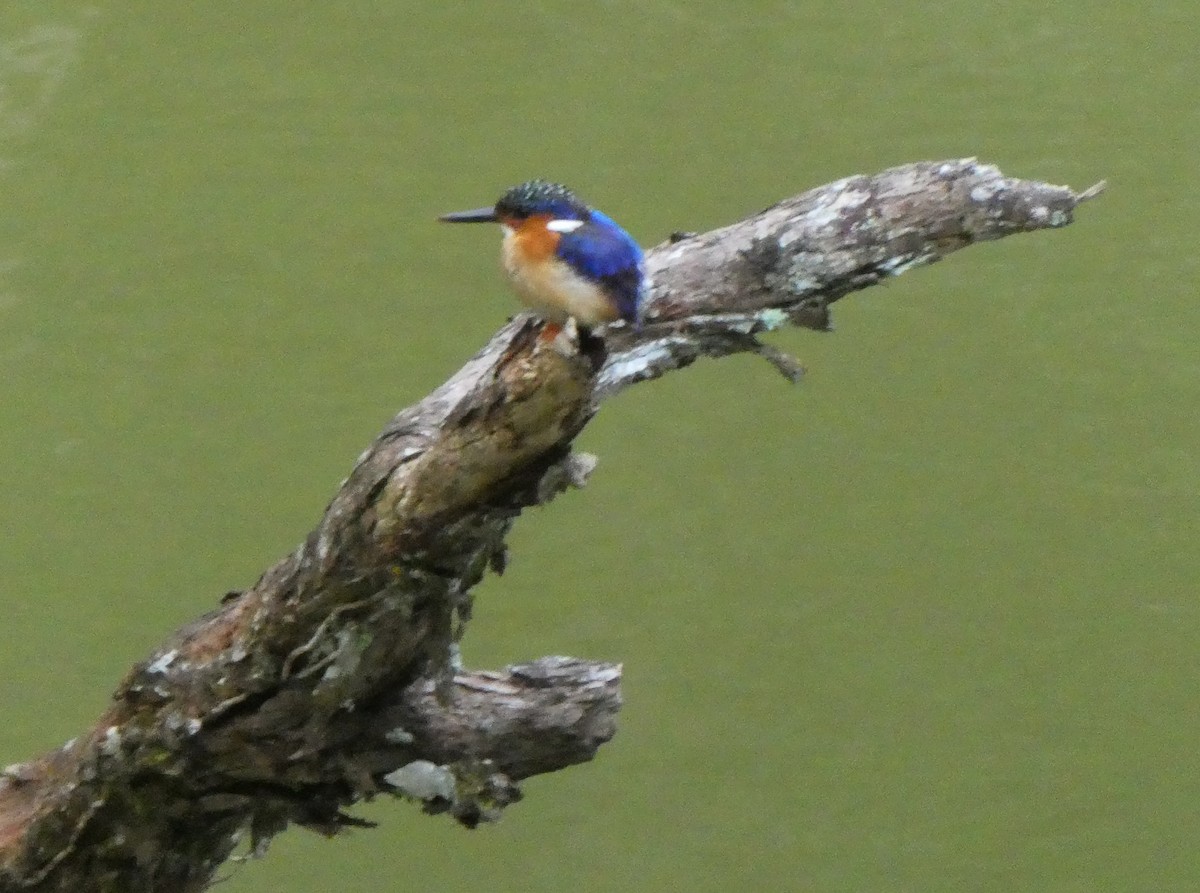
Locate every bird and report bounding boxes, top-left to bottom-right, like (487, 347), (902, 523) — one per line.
(439, 180), (644, 339)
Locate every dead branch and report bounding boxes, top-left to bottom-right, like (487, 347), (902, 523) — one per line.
(0, 159), (1101, 892)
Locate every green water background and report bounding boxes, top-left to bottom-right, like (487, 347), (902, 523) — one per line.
(0, 2), (1196, 891)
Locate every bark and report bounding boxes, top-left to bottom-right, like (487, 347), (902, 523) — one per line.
(0, 159), (1102, 892)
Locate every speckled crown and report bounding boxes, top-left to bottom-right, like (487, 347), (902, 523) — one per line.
(495, 180), (589, 218)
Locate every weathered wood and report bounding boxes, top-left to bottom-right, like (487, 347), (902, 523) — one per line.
(0, 160), (1101, 892)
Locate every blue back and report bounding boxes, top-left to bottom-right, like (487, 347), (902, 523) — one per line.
(555, 210), (644, 326)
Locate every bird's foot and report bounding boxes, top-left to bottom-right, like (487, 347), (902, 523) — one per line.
(536, 318), (607, 368)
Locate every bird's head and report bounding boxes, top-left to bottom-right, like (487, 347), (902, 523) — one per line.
(439, 180), (591, 236)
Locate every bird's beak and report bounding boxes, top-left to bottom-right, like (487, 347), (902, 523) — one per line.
(438, 206), (498, 223)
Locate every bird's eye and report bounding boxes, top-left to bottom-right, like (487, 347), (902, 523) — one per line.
(509, 209), (530, 220)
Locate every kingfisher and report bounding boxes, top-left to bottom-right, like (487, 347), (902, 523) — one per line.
(439, 180), (644, 338)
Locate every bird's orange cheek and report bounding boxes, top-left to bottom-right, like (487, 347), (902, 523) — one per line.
(511, 214), (560, 264)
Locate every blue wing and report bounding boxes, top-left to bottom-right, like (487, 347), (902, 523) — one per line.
(556, 210), (644, 326)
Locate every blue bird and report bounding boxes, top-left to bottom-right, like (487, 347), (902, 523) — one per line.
(439, 180), (644, 335)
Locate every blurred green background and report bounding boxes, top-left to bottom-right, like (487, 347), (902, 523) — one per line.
(1, 2), (1196, 891)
